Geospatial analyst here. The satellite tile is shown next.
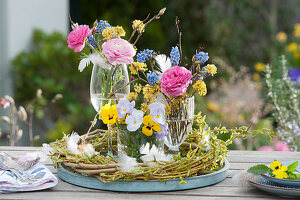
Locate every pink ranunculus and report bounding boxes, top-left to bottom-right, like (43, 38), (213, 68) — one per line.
(160, 66), (192, 96)
(0, 98), (10, 109)
(102, 38), (136, 65)
(275, 141), (290, 152)
(67, 25), (93, 52)
(258, 146), (274, 151)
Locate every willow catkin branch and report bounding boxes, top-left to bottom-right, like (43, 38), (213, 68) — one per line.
(73, 167), (119, 175)
(63, 162), (118, 169)
(94, 175), (107, 184)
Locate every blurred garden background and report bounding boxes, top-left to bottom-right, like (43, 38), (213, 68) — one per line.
(1, 0), (300, 151)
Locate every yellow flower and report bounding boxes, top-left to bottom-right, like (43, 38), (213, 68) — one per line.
(127, 92), (138, 101)
(142, 116), (161, 136)
(273, 169), (288, 179)
(271, 161), (288, 179)
(293, 23), (300, 38)
(134, 83), (142, 93)
(193, 80), (207, 96)
(100, 104), (118, 124)
(129, 62), (147, 74)
(207, 101), (220, 112)
(255, 62), (266, 72)
(294, 52), (300, 59)
(143, 84), (159, 102)
(276, 32), (287, 43)
(252, 73), (261, 81)
(102, 26), (126, 40)
(286, 42), (298, 53)
(132, 20), (145, 34)
(270, 160), (281, 170)
(141, 103), (150, 114)
(204, 64), (217, 76)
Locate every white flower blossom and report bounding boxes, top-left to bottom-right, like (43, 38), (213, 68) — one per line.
(149, 102), (166, 124)
(155, 54), (171, 79)
(78, 53), (111, 72)
(118, 154), (139, 172)
(125, 109), (144, 131)
(140, 143), (172, 166)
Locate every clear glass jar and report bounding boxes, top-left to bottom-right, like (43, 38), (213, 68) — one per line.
(90, 63), (130, 112)
(117, 126), (164, 162)
(162, 96), (195, 152)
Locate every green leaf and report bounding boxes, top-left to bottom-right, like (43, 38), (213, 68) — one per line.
(288, 161), (298, 173)
(247, 165), (270, 175)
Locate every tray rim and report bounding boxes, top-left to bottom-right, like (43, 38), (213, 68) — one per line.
(57, 158), (229, 192)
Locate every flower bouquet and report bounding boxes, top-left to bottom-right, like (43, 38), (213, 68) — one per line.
(46, 8), (273, 188)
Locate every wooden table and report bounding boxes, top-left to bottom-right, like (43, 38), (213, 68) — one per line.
(1, 146), (299, 200)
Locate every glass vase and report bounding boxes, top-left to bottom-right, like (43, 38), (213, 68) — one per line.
(90, 63), (130, 156)
(90, 63), (130, 112)
(117, 126), (164, 162)
(163, 96), (195, 152)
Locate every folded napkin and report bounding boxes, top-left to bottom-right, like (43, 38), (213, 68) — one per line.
(0, 161), (58, 193)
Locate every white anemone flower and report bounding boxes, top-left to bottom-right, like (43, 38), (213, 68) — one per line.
(155, 54), (172, 78)
(125, 109), (144, 131)
(118, 154), (139, 172)
(116, 98), (135, 118)
(148, 102), (166, 124)
(78, 53), (111, 72)
(140, 143), (172, 165)
(67, 132), (80, 154)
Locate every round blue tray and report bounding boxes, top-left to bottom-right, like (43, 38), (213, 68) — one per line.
(57, 159), (229, 192)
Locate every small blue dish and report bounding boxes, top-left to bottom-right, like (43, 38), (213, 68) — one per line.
(262, 160), (300, 188)
(249, 176), (300, 197)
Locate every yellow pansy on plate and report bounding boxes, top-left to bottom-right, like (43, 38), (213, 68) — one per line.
(248, 160), (300, 188)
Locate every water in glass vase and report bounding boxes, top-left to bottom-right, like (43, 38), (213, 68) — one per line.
(91, 93), (126, 112)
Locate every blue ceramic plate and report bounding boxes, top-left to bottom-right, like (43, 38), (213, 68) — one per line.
(57, 159), (229, 192)
(249, 176), (300, 197)
(262, 160), (300, 188)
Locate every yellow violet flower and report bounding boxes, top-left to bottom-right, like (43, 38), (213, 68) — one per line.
(286, 42), (298, 53)
(129, 62), (147, 74)
(100, 104), (118, 124)
(270, 160), (288, 179)
(293, 23), (300, 38)
(204, 64), (217, 76)
(270, 160), (281, 170)
(102, 26), (126, 40)
(132, 20), (145, 34)
(142, 116), (161, 136)
(255, 62), (266, 72)
(193, 80), (207, 96)
(276, 32), (287, 43)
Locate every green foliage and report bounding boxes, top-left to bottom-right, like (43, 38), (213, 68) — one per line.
(45, 120), (72, 143)
(247, 165), (270, 175)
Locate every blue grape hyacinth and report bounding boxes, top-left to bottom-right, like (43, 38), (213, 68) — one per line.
(87, 35), (97, 48)
(194, 51), (209, 64)
(147, 71), (159, 86)
(170, 46), (180, 66)
(136, 49), (155, 63)
(96, 20), (111, 34)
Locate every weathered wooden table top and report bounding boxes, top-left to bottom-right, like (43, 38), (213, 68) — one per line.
(1, 146), (299, 200)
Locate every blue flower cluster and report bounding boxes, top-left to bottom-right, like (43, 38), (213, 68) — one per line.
(96, 20), (111, 34)
(87, 35), (97, 48)
(136, 49), (155, 63)
(170, 46), (180, 66)
(194, 51), (209, 64)
(147, 71), (159, 86)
